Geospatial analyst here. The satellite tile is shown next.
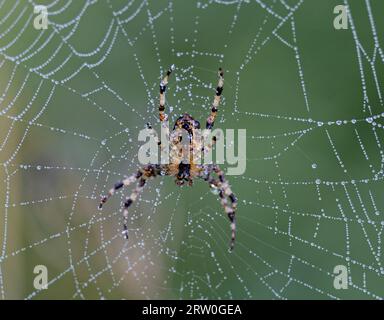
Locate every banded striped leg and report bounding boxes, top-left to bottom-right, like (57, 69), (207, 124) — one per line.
(146, 122), (162, 148)
(121, 175), (148, 239)
(157, 65), (175, 157)
(99, 165), (163, 238)
(202, 134), (219, 159)
(99, 170), (144, 208)
(206, 68), (224, 130)
(159, 64), (175, 122)
(202, 165), (237, 250)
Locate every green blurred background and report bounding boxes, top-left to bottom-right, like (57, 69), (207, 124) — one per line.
(0, 0), (384, 299)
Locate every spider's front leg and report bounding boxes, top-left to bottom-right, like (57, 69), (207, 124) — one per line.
(206, 68), (224, 130)
(200, 164), (237, 251)
(159, 64), (175, 123)
(156, 65), (175, 154)
(201, 68), (224, 159)
(99, 164), (165, 239)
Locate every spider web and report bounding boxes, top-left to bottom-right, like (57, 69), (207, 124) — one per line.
(0, 0), (384, 299)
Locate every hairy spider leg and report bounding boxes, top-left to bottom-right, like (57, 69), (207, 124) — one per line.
(206, 68), (224, 130)
(99, 170), (143, 208)
(201, 68), (224, 158)
(159, 65), (175, 122)
(157, 65), (175, 154)
(201, 133), (218, 160)
(159, 64), (175, 123)
(202, 165), (237, 250)
(120, 164), (164, 238)
(99, 165), (165, 238)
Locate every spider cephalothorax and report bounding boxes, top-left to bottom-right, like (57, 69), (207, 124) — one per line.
(99, 66), (238, 250)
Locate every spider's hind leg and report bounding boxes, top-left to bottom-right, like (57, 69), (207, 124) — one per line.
(121, 176), (147, 239)
(99, 170), (143, 208)
(120, 164), (164, 239)
(201, 164), (237, 251)
(99, 165), (164, 239)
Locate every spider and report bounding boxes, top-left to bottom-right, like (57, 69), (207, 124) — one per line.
(99, 66), (238, 251)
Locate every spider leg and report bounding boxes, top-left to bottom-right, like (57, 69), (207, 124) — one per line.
(159, 64), (175, 123)
(201, 135), (218, 159)
(201, 165), (237, 251)
(156, 65), (175, 156)
(121, 174), (148, 239)
(206, 68), (224, 130)
(99, 165), (165, 239)
(99, 170), (143, 208)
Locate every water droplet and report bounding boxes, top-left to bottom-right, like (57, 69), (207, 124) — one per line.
(210, 184), (220, 195)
